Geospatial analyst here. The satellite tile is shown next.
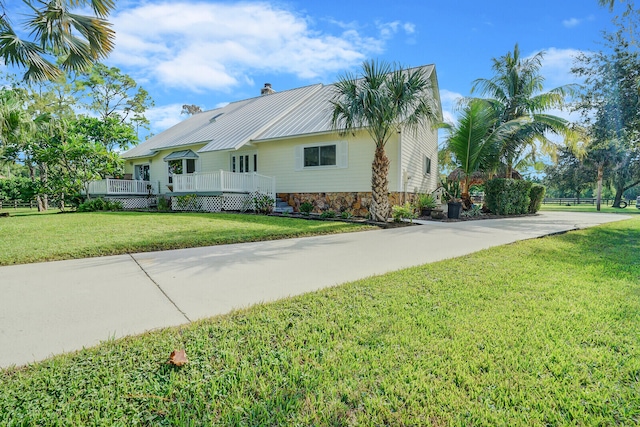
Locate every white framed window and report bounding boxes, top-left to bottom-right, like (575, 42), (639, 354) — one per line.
(295, 141), (348, 171)
(230, 152), (257, 173)
(424, 156), (432, 175)
(134, 164), (150, 181)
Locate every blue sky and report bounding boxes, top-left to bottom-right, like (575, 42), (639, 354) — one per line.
(8, 0), (623, 134)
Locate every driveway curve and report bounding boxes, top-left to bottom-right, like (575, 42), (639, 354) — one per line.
(0, 211), (630, 368)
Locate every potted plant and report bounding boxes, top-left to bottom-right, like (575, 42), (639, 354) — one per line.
(415, 193), (437, 217)
(443, 179), (462, 219)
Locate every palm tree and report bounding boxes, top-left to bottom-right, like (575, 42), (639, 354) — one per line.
(472, 44), (577, 178)
(443, 98), (528, 207)
(598, 0), (615, 10)
(0, 0), (115, 81)
(330, 60), (440, 221)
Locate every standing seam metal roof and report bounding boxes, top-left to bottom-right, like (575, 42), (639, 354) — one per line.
(122, 65), (439, 158)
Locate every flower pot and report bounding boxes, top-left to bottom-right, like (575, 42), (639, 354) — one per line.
(421, 208), (433, 217)
(447, 201), (462, 219)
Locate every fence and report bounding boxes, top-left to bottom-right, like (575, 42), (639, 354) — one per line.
(543, 197), (637, 206)
(0, 200), (39, 210)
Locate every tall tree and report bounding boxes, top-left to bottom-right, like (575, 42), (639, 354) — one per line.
(0, 0), (115, 81)
(472, 44), (577, 178)
(37, 118), (122, 208)
(543, 148), (597, 200)
(330, 60), (440, 221)
(75, 63), (154, 140)
(573, 28), (640, 209)
(181, 104), (203, 116)
(443, 98), (527, 207)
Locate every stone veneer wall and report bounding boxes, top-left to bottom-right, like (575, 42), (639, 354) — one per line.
(277, 192), (419, 217)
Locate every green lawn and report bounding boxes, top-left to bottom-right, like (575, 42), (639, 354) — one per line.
(2, 218), (638, 425)
(540, 202), (640, 215)
(0, 210), (372, 266)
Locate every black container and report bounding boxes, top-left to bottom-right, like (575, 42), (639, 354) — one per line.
(447, 201), (462, 219)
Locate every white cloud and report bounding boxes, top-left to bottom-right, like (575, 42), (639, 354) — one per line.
(145, 103), (184, 133)
(562, 15), (595, 29)
(536, 47), (585, 90)
(110, 2), (395, 92)
(376, 20), (416, 39)
(439, 89), (465, 124)
(562, 17), (581, 28)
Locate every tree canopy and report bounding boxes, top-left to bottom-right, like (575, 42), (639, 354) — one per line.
(471, 44), (577, 178)
(0, 0), (115, 81)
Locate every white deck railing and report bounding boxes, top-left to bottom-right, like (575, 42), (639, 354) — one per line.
(172, 171), (275, 198)
(87, 179), (157, 196)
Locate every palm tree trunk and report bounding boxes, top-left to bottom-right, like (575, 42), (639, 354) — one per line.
(370, 145), (390, 222)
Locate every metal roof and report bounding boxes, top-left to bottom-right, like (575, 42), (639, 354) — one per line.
(162, 149), (199, 161)
(122, 65), (439, 158)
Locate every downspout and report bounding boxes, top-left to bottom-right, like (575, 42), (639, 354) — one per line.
(397, 130), (403, 194)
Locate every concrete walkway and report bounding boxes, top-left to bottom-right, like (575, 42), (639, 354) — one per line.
(0, 211), (631, 368)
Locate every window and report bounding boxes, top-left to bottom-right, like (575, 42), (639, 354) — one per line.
(231, 153), (255, 173)
(424, 156), (432, 175)
(135, 164), (150, 181)
(295, 142), (347, 171)
(167, 158), (197, 183)
(168, 159), (182, 183)
(186, 158), (196, 174)
(304, 145), (336, 167)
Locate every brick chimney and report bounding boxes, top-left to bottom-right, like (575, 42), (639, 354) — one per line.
(261, 83), (276, 96)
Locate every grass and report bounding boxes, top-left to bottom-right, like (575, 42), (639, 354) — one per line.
(540, 202), (640, 215)
(0, 210), (372, 266)
(1, 218), (638, 425)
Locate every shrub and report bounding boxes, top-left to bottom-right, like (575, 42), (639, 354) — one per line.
(174, 194), (200, 210)
(157, 196), (170, 212)
(320, 210), (336, 219)
(299, 201), (314, 215)
(253, 194), (275, 214)
(415, 193), (437, 210)
(78, 198), (123, 212)
(0, 177), (37, 202)
(529, 184), (546, 213)
(461, 204), (482, 218)
(485, 178), (532, 215)
(391, 203), (416, 223)
(340, 211), (353, 219)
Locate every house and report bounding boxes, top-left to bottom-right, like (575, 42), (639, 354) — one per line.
(90, 65), (441, 215)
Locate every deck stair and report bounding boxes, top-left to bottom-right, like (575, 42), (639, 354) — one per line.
(273, 197), (294, 214)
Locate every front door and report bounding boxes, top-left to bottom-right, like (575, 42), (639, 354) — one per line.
(135, 164), (150, 181)
(231, 153), (257, 173)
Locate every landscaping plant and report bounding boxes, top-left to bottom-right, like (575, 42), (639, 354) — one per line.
(391, 202), (416, 222)
(299, 201), (314, 215)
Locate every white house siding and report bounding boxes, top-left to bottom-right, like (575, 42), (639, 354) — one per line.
(199, 150), (230, 173)
(399, 123), (439, 195)
(256, 131), (400, 193)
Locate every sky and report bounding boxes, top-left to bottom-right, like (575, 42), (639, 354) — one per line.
(6, 0), (624, 136)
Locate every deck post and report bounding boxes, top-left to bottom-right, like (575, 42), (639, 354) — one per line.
(220, 170), (225, 193)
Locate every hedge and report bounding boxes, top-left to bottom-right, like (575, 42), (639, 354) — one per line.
(528, 184), (546, 214)
(485, 178), (532, 215)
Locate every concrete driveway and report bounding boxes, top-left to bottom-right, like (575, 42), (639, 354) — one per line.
(0, 211), (631, 368)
